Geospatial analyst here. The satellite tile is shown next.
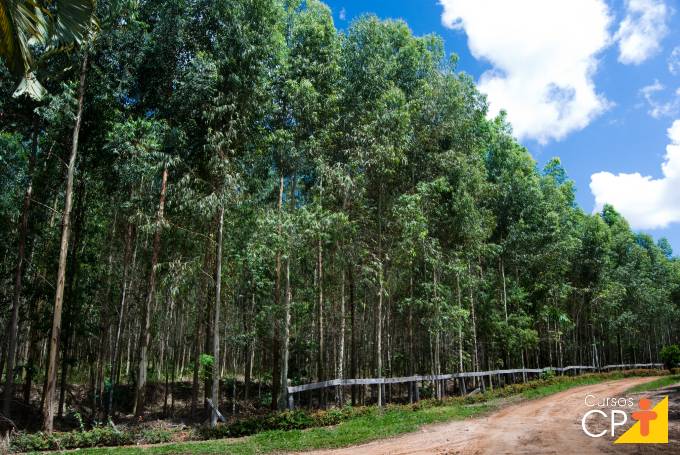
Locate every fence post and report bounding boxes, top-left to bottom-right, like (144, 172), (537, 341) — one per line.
(288, 393), (294, 410)
(414, 381), (420, 402)
(460, 377), (467, 395)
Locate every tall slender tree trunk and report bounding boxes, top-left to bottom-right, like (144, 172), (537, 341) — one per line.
(376, 262), (383, 407)
(58, 181), (86, 418)
(409, 273), (414, 374)
(468, 263), (479, 379)
(456, 273), (464, 373)
(278, 174), (295, 410)
(500, 258), (508, 323)
(349, 267), (357, 405)
(277, 255), (291, 410)
(433, 267), (441, 399)
(23, 303), (39, 406)
(210, 207), (224, 427)
(190, 293), (201, 417)
(271, 174), (283, 410)
(107, 222), (135, 417)
(57, 332), (71, 418)
(43, 53), (88, 433)
(336, 269), (346, 406)
(2, 131), (36, 417)
(317, 238), (324, 385)
(244, 286), (255, 401)
(134, 163), (168, 418)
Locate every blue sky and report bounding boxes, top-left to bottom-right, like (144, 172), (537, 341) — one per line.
(324, 0), (680, 253)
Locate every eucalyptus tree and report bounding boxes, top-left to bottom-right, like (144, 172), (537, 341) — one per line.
(42, 40), (94, 432)
(202, 0), (284, 424)
(1, 0), (97, 423)
(273, 0), (341, 409)
(1, 0), (680, 432)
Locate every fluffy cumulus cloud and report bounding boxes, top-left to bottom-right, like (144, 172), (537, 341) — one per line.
(439, 0), (612, 143)
(590, 120), (680, 229)
(615, 0), (669, 65)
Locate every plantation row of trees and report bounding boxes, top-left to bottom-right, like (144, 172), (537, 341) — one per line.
(1, 0), (679, 432)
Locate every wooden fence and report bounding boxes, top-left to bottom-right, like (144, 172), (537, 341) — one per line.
(286, 363), (663, 409)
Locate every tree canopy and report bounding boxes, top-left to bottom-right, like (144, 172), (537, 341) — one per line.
(1, 0), (678, 433)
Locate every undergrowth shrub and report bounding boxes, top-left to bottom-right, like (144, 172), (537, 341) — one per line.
(10, 427), (134, 452)
(11, 370), (668, 452)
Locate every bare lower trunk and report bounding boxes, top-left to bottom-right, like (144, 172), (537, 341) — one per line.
(278, 256), (291, 410)
(191, 296), (201, 417)
(317, 238), (324, 384)
(376, 263), (383, 407)
(500, 258), (508, 323)
(134, 164), (168, 418)
(433, 268), (441, 399)
(457, 274), (464, 373)
(2, 133), (35, 417)
(43, 53), (88, 433)
(244, 288), (255, 400)
(278, 175), (295, 410)
(468, 263), (479, 381)
(349, 267), (357, 406)
(336, 269), (346, 406)
(210, 207), (224, 427)
(271, 174), (283, 410)
(107, 222), (134, 417)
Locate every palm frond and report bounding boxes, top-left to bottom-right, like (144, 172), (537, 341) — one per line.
(0, 0), (95, 100)
(0, 0), (45, 76)
(46, 0), (97, 51)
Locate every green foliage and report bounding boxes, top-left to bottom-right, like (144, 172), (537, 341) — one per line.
(199, 354), (215, 382)
(10, 425), (174, 452)
(16, 372), (667, 454)
(197, 407), (376, 440)
(540, 369), (556, 380)
(627, 375), (680, 393)
(660, 345), (680, 371)
(10, 427), (135, 452)
(1, 0), (679, 442)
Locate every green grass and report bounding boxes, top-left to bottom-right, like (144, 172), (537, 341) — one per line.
(42, 403), (490, 455)
(626, 374), (680, 393)
(40, 372), (663, 455)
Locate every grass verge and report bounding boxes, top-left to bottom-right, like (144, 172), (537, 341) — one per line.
(626, 374), (680, 393)
(17, 370), (664, 455)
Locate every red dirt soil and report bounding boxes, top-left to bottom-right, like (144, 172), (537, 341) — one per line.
(306, 377), (679, 455)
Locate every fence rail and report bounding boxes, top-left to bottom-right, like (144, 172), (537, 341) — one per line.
(287, 363), (663, 395)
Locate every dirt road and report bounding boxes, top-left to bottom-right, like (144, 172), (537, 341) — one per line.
(307, 377), (679, 455)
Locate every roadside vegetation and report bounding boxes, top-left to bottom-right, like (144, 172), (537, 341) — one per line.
(8, 370), (664, 453)
(626, 373), (680, 393)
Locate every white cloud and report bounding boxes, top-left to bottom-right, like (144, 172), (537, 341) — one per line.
(590, 120), (680, 229)
(669, 46), (680, 75)
(639, 80), (680, 118)
(339, 7), (346, 21)
(439, 0), (612, 143)
(615, 0), (669, 65)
